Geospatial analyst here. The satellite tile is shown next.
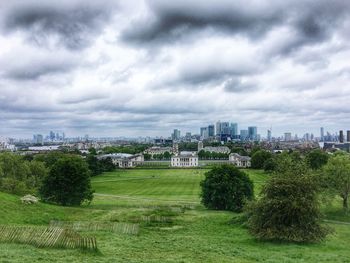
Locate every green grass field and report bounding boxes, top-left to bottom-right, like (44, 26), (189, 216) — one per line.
(1, 169), (350, 262)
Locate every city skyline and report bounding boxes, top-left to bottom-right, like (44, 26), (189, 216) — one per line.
(1, 1), (350, 137)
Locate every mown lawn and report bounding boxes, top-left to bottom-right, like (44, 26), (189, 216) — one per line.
(1, 168), (350, 263)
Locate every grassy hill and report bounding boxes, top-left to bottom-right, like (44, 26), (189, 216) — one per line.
(0, 169), (350, 262)
(0, 191), (66, 225)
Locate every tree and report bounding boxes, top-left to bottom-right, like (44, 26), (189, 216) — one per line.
(263, 158), (277, 172)
(307, 149), (329, 170)
(86, 155), (103, 176)
(200, 165), (254, 212)
(39, 155), (93, 206)
(251, 150), (272, 169)
(322, 155), (350, 210)
(163, 151), (171, 160)
(247, 155), (330, 242)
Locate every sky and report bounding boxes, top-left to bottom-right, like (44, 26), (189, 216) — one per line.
(0, 0), (350, 138)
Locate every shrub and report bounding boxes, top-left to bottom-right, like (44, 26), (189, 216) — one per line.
(247, 155), (330, 242)
(200, 165), (254, 212)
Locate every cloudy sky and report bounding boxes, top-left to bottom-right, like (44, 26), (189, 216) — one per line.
(1, 0), (350, 138)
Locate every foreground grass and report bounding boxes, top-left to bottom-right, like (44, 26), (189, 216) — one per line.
(1, 168), (350, 262)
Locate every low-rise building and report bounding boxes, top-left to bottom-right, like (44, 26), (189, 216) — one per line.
(144, 146), (173, 156)
(171, 151), (198, 167)
(229, 153), (251, 168)
(202, 146), (230, 154)
(98, 153), (144, 168)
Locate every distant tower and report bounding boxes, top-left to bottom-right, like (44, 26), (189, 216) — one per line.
(172, 143), (179, 156)
(320, 127), (324, 142)
(347, 130), (350, 142)
(198, 141), (204, 152)
(267, 129), (272, 142)
(339, 130), (344, 143)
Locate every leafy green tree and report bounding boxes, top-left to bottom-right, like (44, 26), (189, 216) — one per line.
(144, 153), (151, 161)
(307, 149), (329, 170)
(322, 155), (350, 210)
(86, 155), (103, 176)
(163, 151), (171, 160)
(263, 158), (277, 172)
(251, 150), (272, 169)
(247, 155), (330, 242)
(27, 160), (48, 189)
(200, 165), (254, 212)
(39, 155), (93, 206)
(100, 157), (115, 172)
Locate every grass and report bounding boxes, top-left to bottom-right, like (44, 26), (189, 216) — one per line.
(0, 168), (350, 262)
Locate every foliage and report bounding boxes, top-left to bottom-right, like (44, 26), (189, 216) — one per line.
(322, 155), (350, 211)
(200, 165), (254, 212)
(263, 158), (277, 172)
(251, 150), (272, 169)
(0, 153), (48, 195)
(39, 155), (93, 206)
(247, 155), (330, 242)
(103, 144), (150, 154)
(307, 149), (329, 170)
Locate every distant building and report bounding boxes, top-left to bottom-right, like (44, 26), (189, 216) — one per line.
(171, 152), (198, 167)
(202, 146), (230, 154)
(33, 134), (43, 145)
(200, 127), (209, 139)
(98, 153), (144, 168)
(208, 125), (215, 137)
(340, 130), (344, 143)
(172, 129), (181, 141)
(347, 130), (350, 142)
(267, 129), (272, 142)
(216, 121), (221, 136)
(230, 123), (238, 139)
(320, 127), (324, 142)
(248, 126), (257, 141)
(284, 132), (292, 142)
(144, 146), (173, 156)
(240, 130), (248, 141)
(198, 141), (204, 152)
(229, 153), (251, 168)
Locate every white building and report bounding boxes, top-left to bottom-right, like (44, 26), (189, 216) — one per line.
(98, 153), (144, 168)
(144, 146), (173, 156)
(229, 153), (251, 168)
(171, 151), (198, 167)
(202, 146), (230, 154)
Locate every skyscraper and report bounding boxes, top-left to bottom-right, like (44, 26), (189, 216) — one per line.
(172, 129), (181, 141)
(240, 130), (248, 141)
(200, 127), (208, 139)
(221, 122), (230, 135)
(215, 121), (221, 136)
(320, 127), (324, 142)
(208, 125), (215, 137)
(230, 123), (238, 138)
(248, 126), (257, 141)
(267, 129), (272, 142)
(340, 130), (344, 143)
(284, 132), (292, 141)
(347, 130), (350, 142)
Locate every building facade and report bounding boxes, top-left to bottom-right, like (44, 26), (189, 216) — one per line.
(171, 152), (198, 167)
(229, 153), (251, 168)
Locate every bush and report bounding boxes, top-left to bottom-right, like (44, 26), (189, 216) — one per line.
(247, 155), (330, 242)
(39, 155), (93, 206)
(307, 149), (329, 170)
(200, 165), (254, 212)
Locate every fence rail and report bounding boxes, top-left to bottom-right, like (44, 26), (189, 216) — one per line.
(0, 225), (97, 251)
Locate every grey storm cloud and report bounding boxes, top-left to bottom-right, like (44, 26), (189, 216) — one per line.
(123, 0), (350, 51)
(0, 0), (118, 50)
(1, 0), (350, 137)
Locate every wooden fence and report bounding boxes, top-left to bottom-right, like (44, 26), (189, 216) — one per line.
(0, 225), (97, 251)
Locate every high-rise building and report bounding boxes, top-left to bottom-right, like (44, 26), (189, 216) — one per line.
(33, 134), (43, 145)
(200, 127), (208, 139)
(320, 127), (324, 142)
(230, 123), (238, 138)
(208, 125), (215, 137)
(172, 129), (181, 141)
(339, 130), (344, 143)
(220, 122), (230, 135)
(347, 130), (350, 142)
(284, 132), (292, 141)
(267, 129), (272, 142)
(49, 131), (55, 141)
(240, 130), (248, 141)
(248, 126), (257, 141)
(215, 121), (221, 136)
